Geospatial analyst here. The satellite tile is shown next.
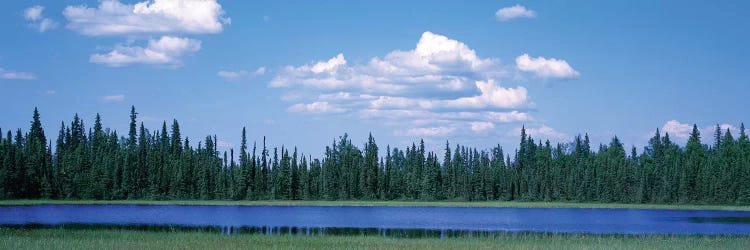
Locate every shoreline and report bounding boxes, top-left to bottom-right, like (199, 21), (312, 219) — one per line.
(2, 199), (749, 211)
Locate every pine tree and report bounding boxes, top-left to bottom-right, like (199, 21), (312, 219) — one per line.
(737, 123), (750, 204)
(25, 108), (48, 198)
(260, 137), (269, 199)
(2, 106), (749, 205)
(363, 133), (378, 199)
(683, 124), (704, 202)
(714, 124), (722, 150)
(719, 128), (737, 203)
(291, 147), (299, 200)
(237, 127), (248, 200)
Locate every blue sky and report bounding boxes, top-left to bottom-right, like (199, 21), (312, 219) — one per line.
(1, 0), (748, 157)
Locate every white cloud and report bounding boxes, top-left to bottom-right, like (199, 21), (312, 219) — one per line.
(255, 67), (266, 75)
(64, 0), (227, 67)
(288, 101), (346, 114)
(90, 36), (201, 67)
(495, 5), (536, 21)
(0, 67), (37, 80)
(63, 0), (229, 36)
(359, 109), (532, 123)
(367, 80), (528, 110)
(100, 94), (125, 103)
(311, 53), (346, 74)
(45, 90), (56, 95)
(648, 121), (743, 145)
(37, 19), (58, 32)
(441, 79), (528, 109)
(701, 124), (741, 140)
(406, 127), (456, 137)
(24, 6), (43, 21)
(271, 31), (571, 139)
(516, 53), (580, 79)
(270, 32), (501, 93)
(217, 67), (266, 80)
(512, 125), (570, 141)
(661, 120), (692, 139)
(486, 111), (533, 123)
(470, 122), (495, 133)
(24, 5), (58, 32)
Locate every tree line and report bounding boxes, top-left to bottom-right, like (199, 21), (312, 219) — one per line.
(1, 107), (749, 204)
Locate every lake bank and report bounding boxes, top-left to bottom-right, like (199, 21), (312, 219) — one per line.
(2, 228), (749, 250)
(1, 199), (749, 211)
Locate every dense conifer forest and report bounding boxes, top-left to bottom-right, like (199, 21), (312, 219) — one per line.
(1, 107), (749, 204)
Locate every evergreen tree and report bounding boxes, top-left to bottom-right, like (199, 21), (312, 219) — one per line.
(237, 127), (249, 200)
(363, 133), (378, 199)
(737, 123), (750, 204)
(682, 125), (703, 202)
(2, 106), (749, 205)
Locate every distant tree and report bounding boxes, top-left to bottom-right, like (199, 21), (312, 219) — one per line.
(737, 123), (750, 204)
(3, 106), (749, 205)
(682, 125), (704, 202)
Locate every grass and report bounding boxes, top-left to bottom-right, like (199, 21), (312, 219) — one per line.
(1, 228), (749, 250)
(1, 199), (749, 211)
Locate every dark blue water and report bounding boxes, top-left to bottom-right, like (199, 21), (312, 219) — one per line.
(2, 205), (750, 235)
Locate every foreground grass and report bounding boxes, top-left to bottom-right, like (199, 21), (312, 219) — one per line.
(1, 228), (749, 250)
(1, 199), (749, 211)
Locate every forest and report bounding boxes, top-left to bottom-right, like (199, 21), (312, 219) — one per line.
(0, 107), (749, 204)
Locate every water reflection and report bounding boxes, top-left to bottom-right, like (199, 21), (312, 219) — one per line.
(5, 223), (586, 238)
(689, 217), (750, 224)
(3, 205), (750, 235)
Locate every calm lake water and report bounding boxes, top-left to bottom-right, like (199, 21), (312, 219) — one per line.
(2, 205), (750, 236)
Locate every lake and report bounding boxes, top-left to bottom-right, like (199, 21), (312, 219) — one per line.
(2, 205), (750, 236)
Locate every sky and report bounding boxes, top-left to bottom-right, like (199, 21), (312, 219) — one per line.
(1, 0), (748, 158)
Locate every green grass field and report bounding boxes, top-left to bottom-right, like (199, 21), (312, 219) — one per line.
(1, 228), (749, 250)
(2, 199), (749, 211)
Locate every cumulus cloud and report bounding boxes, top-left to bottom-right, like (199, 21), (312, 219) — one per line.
(64, 0), (228, 67)
(100, 94), (125, 103)
(470, 122), (495, 133)
(406, 127), (456, 137)
(271, 31), (573, 138)
(495, 5), (536, 21)
(652, 120), (744, 145)
(63, 0), (229, 36)
(24, 6), (44, 21)
(516, 53), (580, 79)
(701, 124), (741, 140)
(441, 80), (528, 109)
(217, 67), (266, 80)
(90, 36), (201, 67)
(512, 125), (570, 141)
(529, 125), (570, 141)
(661, 120), (693, 139)
(0, 67), (37, 80)
(288, 101), (347, 114)
(486, 111), (533, 123)
(24, 5), (58, 32)
(367, 80), (528, 110)
(271, 32), (502, 93)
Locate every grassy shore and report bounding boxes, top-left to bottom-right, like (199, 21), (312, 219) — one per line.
(1, 199), (749, 211)
(1, 228), (748, 250)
